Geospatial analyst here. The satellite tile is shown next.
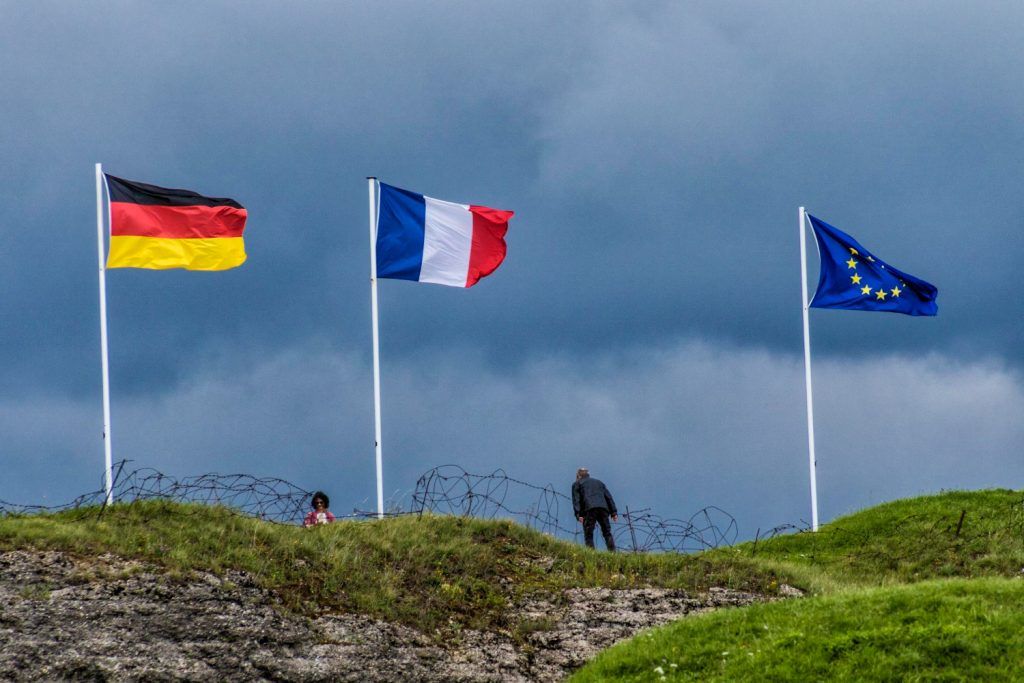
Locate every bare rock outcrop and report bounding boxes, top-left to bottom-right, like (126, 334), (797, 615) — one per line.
(0, 550), (783, 681)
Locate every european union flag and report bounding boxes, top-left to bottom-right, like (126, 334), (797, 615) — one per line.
(808, 214), (938, 316)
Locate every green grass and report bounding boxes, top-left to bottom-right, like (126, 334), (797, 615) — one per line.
(0, 499), (778, 636)
(6, 488), (1024, 679)
(571, 488), (1024, 681)
(572, 578), (1024, 682)
(732, 489), (1024, 587)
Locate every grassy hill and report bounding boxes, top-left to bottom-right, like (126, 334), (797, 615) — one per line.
(0, 500), (778, 637)
(571, 488), (1024, 681)
(3, 489), (1024, 680)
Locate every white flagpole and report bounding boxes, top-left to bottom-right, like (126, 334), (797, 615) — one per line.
(367, 177), (385, 519)
(799, 206), (819, 531)
(95, 163), (114, 505)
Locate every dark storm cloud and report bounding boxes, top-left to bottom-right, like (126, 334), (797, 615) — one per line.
(1, 2), (1022, 530)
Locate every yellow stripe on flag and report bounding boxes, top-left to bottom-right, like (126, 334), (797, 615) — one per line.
(107, 236), (246, 271)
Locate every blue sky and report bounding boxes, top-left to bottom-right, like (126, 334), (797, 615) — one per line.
(2, 2), (1022, 537)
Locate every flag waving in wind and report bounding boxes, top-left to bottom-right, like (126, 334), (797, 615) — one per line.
(365, 179), (514, 517)
(105, 174), (248, 271)
(375, 182), (513, 288)
(808, 214), (938, 316)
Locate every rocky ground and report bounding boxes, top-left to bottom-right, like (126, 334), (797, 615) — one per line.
(0, 550), (792, 682)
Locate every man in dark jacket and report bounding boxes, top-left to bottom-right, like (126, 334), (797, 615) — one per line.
(571, 468), (617, 551)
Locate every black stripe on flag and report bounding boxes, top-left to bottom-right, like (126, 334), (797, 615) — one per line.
(105, 174), (244, 209)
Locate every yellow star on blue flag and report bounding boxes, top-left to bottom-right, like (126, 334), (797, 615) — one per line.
(808, 214), (937, 316)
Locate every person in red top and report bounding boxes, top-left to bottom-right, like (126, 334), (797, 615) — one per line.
(303, 491), (336, 527)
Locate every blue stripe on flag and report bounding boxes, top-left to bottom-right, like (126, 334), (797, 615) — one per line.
(377, 183), (426, 282)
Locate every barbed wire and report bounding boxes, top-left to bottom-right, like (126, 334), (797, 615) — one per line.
(0, 461), (325, 524)
(410, 464), (739, 551)
(7, 463), (1018, 570)
(0, 461), (742, 552)
(411, 465), (564, 534)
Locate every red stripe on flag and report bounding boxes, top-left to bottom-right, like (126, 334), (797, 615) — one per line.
(110, 202), (247, 239)
(466, 205), (513, 287)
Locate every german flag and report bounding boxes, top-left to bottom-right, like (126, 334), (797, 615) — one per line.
(105, 174), (247, 270)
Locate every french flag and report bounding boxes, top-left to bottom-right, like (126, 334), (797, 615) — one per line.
(375, 182), (513, 288)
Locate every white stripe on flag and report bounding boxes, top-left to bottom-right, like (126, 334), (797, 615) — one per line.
(421, 196), (473, 287)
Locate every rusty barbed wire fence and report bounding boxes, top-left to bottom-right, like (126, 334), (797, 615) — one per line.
(410, 465), (565, 535)
(0, 461), (744, 552)
(9, 463), (1020, 570)
(0, 461), (319, 524)
(389, 464), (740, 551)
